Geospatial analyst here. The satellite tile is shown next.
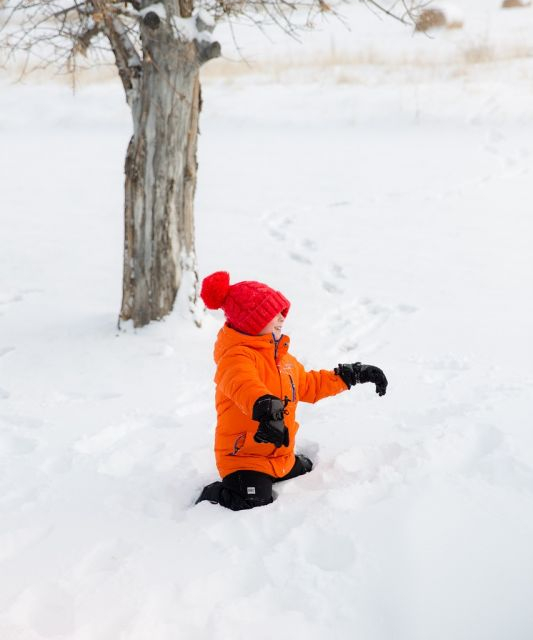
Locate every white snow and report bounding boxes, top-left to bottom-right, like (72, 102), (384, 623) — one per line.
(1, 0), (533, 638)
(195, 8), (215, 29)
(172, 16), (213, 43)
(139, 3), (167, 21)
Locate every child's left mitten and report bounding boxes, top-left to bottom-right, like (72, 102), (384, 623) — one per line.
(335, 362), (388, 396)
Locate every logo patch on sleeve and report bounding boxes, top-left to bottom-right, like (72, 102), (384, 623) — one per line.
(247, 487), (256, 495)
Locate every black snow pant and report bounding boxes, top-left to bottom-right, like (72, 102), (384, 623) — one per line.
(196, 454), (313, 511)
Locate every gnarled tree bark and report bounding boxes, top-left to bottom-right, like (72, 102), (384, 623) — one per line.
(118, 1), (219, 327)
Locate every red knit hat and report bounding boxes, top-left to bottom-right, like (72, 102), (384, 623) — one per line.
(200, 271), (290, 335)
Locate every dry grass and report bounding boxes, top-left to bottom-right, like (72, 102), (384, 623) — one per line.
(198, 42), (533, 83)
(461, 42), (533, 65)
(3, 40), (533, 87)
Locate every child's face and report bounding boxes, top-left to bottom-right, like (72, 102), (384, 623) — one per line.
(259, 312), (285, 340)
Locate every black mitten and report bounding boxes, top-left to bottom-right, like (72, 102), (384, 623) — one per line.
(335, 362), (388, 396)
(252, 395), (290, 448)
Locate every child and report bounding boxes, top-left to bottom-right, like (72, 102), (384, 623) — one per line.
(196, 271), (388, 511)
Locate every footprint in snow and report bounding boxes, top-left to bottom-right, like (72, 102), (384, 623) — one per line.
(289, 249), (313, 265)
(301, 238), (318, 252)
(265, 213), (321, 268)
(265, 213), (367, 300)
(268, 226), (286, 241)
(316, 297), (408, 355)
(322, 279), (343, 294)
(321, 262), (349, 295)
(287, 236), (319, 266)
(266, 214), (293, 242)
(330, 263), (347, 280)
(0, 293), (23, 307)
(397, 303), (417, 314)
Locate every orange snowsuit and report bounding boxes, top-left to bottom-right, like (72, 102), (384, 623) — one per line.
(213, 324), (348, 478)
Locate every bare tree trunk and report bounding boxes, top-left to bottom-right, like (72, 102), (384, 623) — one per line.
(119, 6), (218, 327)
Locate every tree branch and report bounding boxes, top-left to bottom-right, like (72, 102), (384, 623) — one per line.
(91, 0), (141, 98)
(362, 0), (410, 24)
(74, 22), (101, 55)
(1, 0), (426, 82)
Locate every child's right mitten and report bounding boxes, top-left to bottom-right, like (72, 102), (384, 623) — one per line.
(252, 395), (290, 448)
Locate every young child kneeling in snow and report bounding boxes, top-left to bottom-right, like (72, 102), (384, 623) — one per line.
(196, 271), (388, 511)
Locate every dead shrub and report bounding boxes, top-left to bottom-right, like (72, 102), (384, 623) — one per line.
(415, 7), (464, 32)
(502, 0), (531, 7)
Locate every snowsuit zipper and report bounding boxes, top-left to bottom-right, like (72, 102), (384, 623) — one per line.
(273, 335), (291, 456)
(288, 374), (296, 402)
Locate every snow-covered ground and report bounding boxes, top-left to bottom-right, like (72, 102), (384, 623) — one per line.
(1, 1), (533, 639)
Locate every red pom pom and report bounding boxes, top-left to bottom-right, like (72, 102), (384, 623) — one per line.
(200, 271), (230, 310)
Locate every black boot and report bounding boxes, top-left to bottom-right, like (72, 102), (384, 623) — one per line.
(297, 454), (313, 473)
(195, 481), (223, 505)
(273, 454), (313, 483)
